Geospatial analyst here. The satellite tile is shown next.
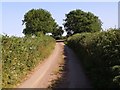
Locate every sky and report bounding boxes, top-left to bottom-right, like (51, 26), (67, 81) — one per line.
(1, 0), (119, 2)
(1, 2), (119, 36)
(0, 2), (2, 34)
(118, 2), (120, 28)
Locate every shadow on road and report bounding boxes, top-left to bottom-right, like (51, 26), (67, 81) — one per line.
(50, 44), (92, 88)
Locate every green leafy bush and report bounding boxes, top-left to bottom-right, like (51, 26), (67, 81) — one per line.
(67, 29), (120, 88)
(2, 34), (55, 88)
(0, 35), (2, 89)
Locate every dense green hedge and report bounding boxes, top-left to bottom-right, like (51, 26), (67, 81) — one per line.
(67, 30), (120, 88)
(2, 34), (55, 88)
(0, 35), (2, 89)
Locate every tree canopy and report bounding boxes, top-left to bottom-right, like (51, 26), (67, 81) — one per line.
(52, 26), (64, 39)
(64, 9), (102, 36)
(22, 9), (57, 35)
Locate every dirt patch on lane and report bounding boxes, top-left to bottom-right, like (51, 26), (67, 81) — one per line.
(18, 42), (64, 88)
(49, 45), (92, 88)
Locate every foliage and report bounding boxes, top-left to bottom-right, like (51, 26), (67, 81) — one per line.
(2, 34), (55, 88)
(64, 9), (102, 36)
(22, 9), (57, 35)
(52, 26), (64, 40)
(0, 35), (1, 89)
(67, 29), (120, 88)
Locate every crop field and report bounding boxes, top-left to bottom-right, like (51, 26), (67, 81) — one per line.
(67, 29), (120, 88)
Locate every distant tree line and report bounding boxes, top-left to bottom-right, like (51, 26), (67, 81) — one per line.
(22, 8), (102, 39)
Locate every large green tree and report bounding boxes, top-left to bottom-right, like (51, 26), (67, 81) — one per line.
(22, 9), (57, 35)
(64, 9), (102, 36)
(52, 26), (64, 39)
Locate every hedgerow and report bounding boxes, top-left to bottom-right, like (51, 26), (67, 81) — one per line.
(67, 29), (120, 88)
(2, 34), (55, 88)
(0, 35), (2, 89)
